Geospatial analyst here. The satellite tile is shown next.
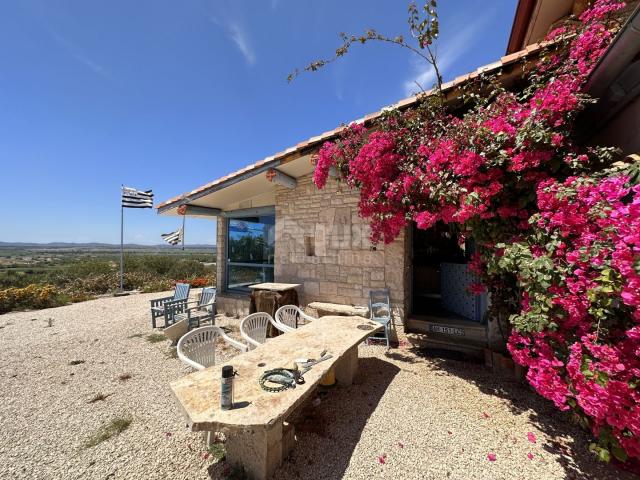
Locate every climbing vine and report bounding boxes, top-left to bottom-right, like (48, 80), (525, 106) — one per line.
(310, 0), (639, 462)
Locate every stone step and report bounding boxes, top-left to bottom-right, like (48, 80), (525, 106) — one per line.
(406, 317), (487, 344)
(405, 315), (488, 358)
(406, 333), (485, 359)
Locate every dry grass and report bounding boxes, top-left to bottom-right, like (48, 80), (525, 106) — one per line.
(208, 443), (226, 462)
(165, 347), (178, 359)
(83, 416), (132, 448)
(145, 333), (166, 343)
(87, 393), (111, 404)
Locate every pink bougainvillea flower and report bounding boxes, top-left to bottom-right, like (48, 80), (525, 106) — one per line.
(415, 210), (439, 230)
(164, 432), (172, 438)
(487, 453), (497, 462)
(469, 282), (487, 295)
(377, 454), (387, 465)
(201, 452), (210, 460)
(527, 453), (534, 460)
(398, 442), (405, 449)
(310, 0), (640, 462)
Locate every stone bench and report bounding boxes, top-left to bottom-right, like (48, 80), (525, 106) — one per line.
(307, 301), (369, 318)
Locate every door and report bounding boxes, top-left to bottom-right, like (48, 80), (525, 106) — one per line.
(411, 222), (484, 321)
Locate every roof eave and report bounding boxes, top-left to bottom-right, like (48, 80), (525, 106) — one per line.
(157, 44), (547, 213)
(578, 4), (640, 139)
(506, 0), (538, 54)
(157, 159), (281, 215)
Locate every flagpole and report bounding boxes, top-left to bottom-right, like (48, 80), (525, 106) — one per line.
(120, 186), (124, 292)
(181, 213), (185, 251)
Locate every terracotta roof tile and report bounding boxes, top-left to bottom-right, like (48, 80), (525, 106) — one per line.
(440, 79), (457, 91)
(453, 73), (472, 84)
(156, 43), (544, 210)
(526, 42), (542, 53)
(501, 50), (527, 64)
(395, 96), (418, 108)
(469, 69), (482, 80)
(478, 60), (503, 74)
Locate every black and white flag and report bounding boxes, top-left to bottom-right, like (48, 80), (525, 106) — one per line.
(122, 187), (154, 209)
(161, 228), (183, 246)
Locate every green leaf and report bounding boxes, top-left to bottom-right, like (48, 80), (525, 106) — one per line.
(611, 444), (628, 462)
(589, 443), (611, 463)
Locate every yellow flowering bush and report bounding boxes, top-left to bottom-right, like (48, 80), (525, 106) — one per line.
(0, 284), (68, 314)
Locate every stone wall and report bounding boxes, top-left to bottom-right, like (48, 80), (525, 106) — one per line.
(216, 215), (227, 295)
(274, 173), (409, 321)
(216, 292), (250, 318)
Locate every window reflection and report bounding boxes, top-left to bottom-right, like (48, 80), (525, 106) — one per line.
(226, 215), (275, 291)
(227, 265), (274, 290)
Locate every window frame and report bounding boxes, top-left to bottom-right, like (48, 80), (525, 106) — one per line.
(224, 207), (275, 293)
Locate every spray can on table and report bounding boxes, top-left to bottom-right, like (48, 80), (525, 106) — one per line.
(221, 365), (235, 410)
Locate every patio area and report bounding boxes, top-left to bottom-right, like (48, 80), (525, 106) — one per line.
(0, 292), (631, 479)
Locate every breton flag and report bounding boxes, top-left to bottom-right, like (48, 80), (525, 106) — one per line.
(122, 187), (154, 209)
(161, 227), (183, 246)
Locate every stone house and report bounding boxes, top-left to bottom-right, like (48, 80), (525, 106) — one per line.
(158, 0), (640, 353)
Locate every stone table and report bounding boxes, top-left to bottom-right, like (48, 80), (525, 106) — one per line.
(248, 282), (302, 292)
(170, 316), (381, 480)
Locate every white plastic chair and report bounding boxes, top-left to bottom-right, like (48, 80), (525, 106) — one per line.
(273, 317), (295, 333)
(273, 309), (295, 333)
(240, 312), (277, 350)
(275, 305), (316, 331)
(177, 326), (247, 370)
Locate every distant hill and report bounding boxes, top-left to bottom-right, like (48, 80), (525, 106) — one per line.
(0, 242), (216, 251)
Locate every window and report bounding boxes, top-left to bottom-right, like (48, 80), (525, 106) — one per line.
(226, 214), (275, 292)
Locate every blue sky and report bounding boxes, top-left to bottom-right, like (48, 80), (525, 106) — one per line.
(0, 0), (516, 245)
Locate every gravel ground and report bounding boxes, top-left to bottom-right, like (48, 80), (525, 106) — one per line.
(0, 293), (634, 480)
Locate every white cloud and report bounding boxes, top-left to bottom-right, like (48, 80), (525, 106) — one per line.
(228, 22), (256, 65)
(402, 11), (493, 97)
(208, 14), (256, 66)
(46, 26), (109, 78)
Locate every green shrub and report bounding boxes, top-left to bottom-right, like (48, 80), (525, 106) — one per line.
(0, 254), (216, 312)
(168, 259), (207, 279)
(66, 259), (113, 277)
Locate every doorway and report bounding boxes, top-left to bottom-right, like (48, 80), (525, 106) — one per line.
(411, 221), (467, 316)
(411, 221), (487, 325)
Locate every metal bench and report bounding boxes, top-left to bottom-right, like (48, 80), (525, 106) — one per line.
(149, 283), (191, 328)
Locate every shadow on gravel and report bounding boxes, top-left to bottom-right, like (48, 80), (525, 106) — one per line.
(264, 356), (401, 480)
(408, 346), (634, 480)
